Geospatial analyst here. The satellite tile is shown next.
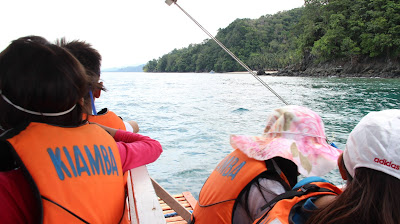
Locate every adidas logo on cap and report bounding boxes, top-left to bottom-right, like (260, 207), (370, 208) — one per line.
(374, 158), (400, 170)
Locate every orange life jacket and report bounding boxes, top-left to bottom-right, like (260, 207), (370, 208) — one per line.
(6, 122), (125, 224)
(85, 108), (126, 130)
(192, 149), (291, 224)
(254, 181), (342, 224)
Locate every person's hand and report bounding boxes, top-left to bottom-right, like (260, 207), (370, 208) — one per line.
(128, 120), (139, 133)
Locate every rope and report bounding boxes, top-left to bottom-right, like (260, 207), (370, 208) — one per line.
(172, 1), (289, 105)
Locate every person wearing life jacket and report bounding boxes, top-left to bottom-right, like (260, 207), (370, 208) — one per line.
(0, 36), (162, 223)
(191, 105), (342, 224)
(304, 110), (400, 224)
(253, 176), (342, 224)
(56, 38), (139, 133)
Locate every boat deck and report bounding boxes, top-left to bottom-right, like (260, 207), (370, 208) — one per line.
(159, 192), (197, 224)
(127, 166), (197, 223)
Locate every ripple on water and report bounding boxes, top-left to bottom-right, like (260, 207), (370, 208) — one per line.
(232, 108), (250, 113)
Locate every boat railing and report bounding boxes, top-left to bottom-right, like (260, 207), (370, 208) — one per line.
(125, 165), (195, 224)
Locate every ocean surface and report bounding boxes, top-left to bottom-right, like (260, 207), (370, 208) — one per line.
(96, 72), (400, 199)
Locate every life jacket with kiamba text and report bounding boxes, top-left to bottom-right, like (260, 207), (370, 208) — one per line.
(191, 149), (292, 224)
(253, 181), (342, 224)
(85, 108), (126, 130)
(4, 122), (125, 224)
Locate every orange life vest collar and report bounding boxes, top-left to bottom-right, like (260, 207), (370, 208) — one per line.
(6, 122), (125, 224)
(85, 108), (126, 130)
(254, 181), (342, 224)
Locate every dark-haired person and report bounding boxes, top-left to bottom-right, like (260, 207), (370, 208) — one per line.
(191, 105), (341, 224)
(0, 36), (162, 223)
(56, 38), (139, 133)
(304, 109), (400, 224)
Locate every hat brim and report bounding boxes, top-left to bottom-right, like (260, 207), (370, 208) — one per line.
(230, 133), (341, 176)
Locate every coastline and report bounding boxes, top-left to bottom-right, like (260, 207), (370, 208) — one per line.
(275, 58), (400, 78)
(274, 70), (400, 78)
(225, 69), (400, 78)
(226, 71), (278, 75)
(224, 59), (400, 78)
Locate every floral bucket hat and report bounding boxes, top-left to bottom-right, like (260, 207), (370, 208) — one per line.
(230, 105), (341, 176)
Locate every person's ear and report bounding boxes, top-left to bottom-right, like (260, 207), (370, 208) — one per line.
(338, 154), (347, 180)
(94, 82), (103, 98)
(79, 98), (84, 106)
(93, 88), (101, 98)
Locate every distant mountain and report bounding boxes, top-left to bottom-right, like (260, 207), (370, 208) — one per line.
(102, 64), (144, 72)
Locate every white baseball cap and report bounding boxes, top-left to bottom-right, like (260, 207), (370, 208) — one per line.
(343, 109), (400, 179)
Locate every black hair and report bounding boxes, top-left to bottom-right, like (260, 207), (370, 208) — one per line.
(0, 35), (89, 129)
(56, 38), (105, 112)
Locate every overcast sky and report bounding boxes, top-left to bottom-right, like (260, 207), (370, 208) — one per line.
(1, 0), (304, 69)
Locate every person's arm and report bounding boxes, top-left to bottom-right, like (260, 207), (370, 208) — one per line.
(233, 178), (286, 223)
(0, 169), (39, 223)
(123, 120), (139, 133)
(91, 122), (117, 137)
(91, 122), (162, 171)
(114, 130), (162, 172)
(313, 195), (336, 208)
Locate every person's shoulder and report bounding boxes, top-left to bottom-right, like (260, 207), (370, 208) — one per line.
(293, 176), (331, 189)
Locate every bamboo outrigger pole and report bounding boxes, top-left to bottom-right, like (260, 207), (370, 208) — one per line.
(165, 0), (289, 105)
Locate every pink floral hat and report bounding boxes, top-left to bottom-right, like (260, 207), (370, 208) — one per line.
(230, 105), (341, 176)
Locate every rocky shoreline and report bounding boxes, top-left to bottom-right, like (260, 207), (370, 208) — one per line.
(273, 58), (400, 78)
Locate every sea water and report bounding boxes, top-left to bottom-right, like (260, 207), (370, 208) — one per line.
(96, 72), (400, 198)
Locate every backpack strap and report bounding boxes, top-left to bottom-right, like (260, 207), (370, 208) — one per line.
(265, 159), (291, 190)
(260, 183), (334, 211)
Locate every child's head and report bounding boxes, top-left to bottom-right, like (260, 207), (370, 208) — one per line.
(343, 109), (400, 180)
(0, 35), (89, 129)
(56, 38), (105, 113)
(306, 110), (400, 224)
(57, 38), (102, 77)
(230, 105), (342, 177)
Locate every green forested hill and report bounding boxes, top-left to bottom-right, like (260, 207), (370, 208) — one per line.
(144, 0), (400, 73)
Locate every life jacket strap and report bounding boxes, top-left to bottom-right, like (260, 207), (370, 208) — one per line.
(42, 195), (90, 224)
(265, 159), (291, 190)
(260, 183), (334, 211)
(197, 198), (236, 207)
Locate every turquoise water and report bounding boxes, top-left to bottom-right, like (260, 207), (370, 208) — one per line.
(97, 72), (400, 198)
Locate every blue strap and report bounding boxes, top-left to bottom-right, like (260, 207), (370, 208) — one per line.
(293, 177), (330, 190)
(164, 210), (193, 218)
(89, 90), (97, 115)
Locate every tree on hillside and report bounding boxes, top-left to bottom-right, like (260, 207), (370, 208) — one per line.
(144, 0), (399, 73)
(298, 0), (400, 63)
